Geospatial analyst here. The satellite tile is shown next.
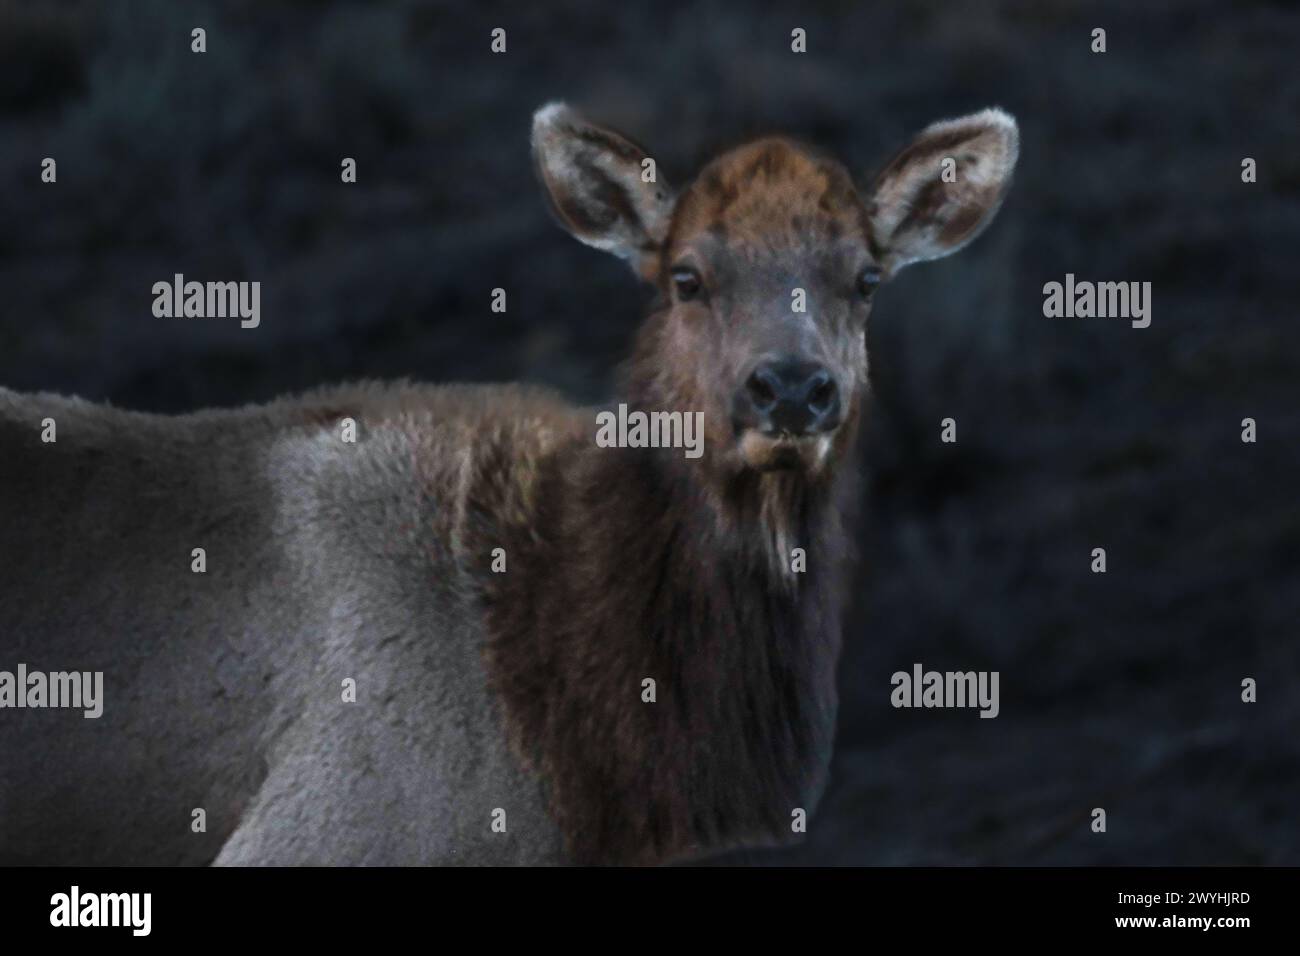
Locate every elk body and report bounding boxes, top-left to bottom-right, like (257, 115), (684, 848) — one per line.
(0, 104), (1017, 865)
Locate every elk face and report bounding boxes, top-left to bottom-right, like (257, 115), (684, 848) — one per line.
(532, 103), (1018, 477)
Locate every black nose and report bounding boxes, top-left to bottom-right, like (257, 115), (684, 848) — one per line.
(741, 358), (841, 436)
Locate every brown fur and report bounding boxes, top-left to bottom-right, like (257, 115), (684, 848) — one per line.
(475, 103), (1017, 864)
(479, 433), (856, 864)
(671, 138), (870, 260)
(480, 125), (877, 865)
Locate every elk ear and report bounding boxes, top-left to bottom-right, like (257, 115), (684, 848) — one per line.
(868, 108), (1018, 273)
(532, 102), (673, 276)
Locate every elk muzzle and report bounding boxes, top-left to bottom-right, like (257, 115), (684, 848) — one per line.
(733, 357), (843, 472)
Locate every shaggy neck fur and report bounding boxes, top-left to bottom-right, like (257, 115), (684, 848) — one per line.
(482, 336), (858, 865)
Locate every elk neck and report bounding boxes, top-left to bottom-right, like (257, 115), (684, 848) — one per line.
(479, 345), (860, 863)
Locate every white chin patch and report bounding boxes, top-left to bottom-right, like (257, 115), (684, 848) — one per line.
(739, 431), (833, 473)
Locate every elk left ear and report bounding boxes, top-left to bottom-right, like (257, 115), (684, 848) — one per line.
(532, 102), (673, 278)
(868, 108), (1018, 273)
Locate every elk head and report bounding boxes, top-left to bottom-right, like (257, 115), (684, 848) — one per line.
(532, 103), (1018, 480)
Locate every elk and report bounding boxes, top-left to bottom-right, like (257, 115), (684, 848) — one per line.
(0, 103), (1017, 866)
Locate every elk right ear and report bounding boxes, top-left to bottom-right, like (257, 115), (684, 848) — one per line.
(532, 103), (673, 276)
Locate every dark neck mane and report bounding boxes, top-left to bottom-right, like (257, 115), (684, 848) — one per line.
(482, 384), (856, 864)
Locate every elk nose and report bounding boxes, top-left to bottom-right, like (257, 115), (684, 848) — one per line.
(743, 359), (841, 436)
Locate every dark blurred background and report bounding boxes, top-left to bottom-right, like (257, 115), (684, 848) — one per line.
(2, 0), (1297, 864)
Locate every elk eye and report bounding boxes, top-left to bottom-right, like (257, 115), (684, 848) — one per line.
(856, 266), (882, 298)
(671, 266), (703, 301)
